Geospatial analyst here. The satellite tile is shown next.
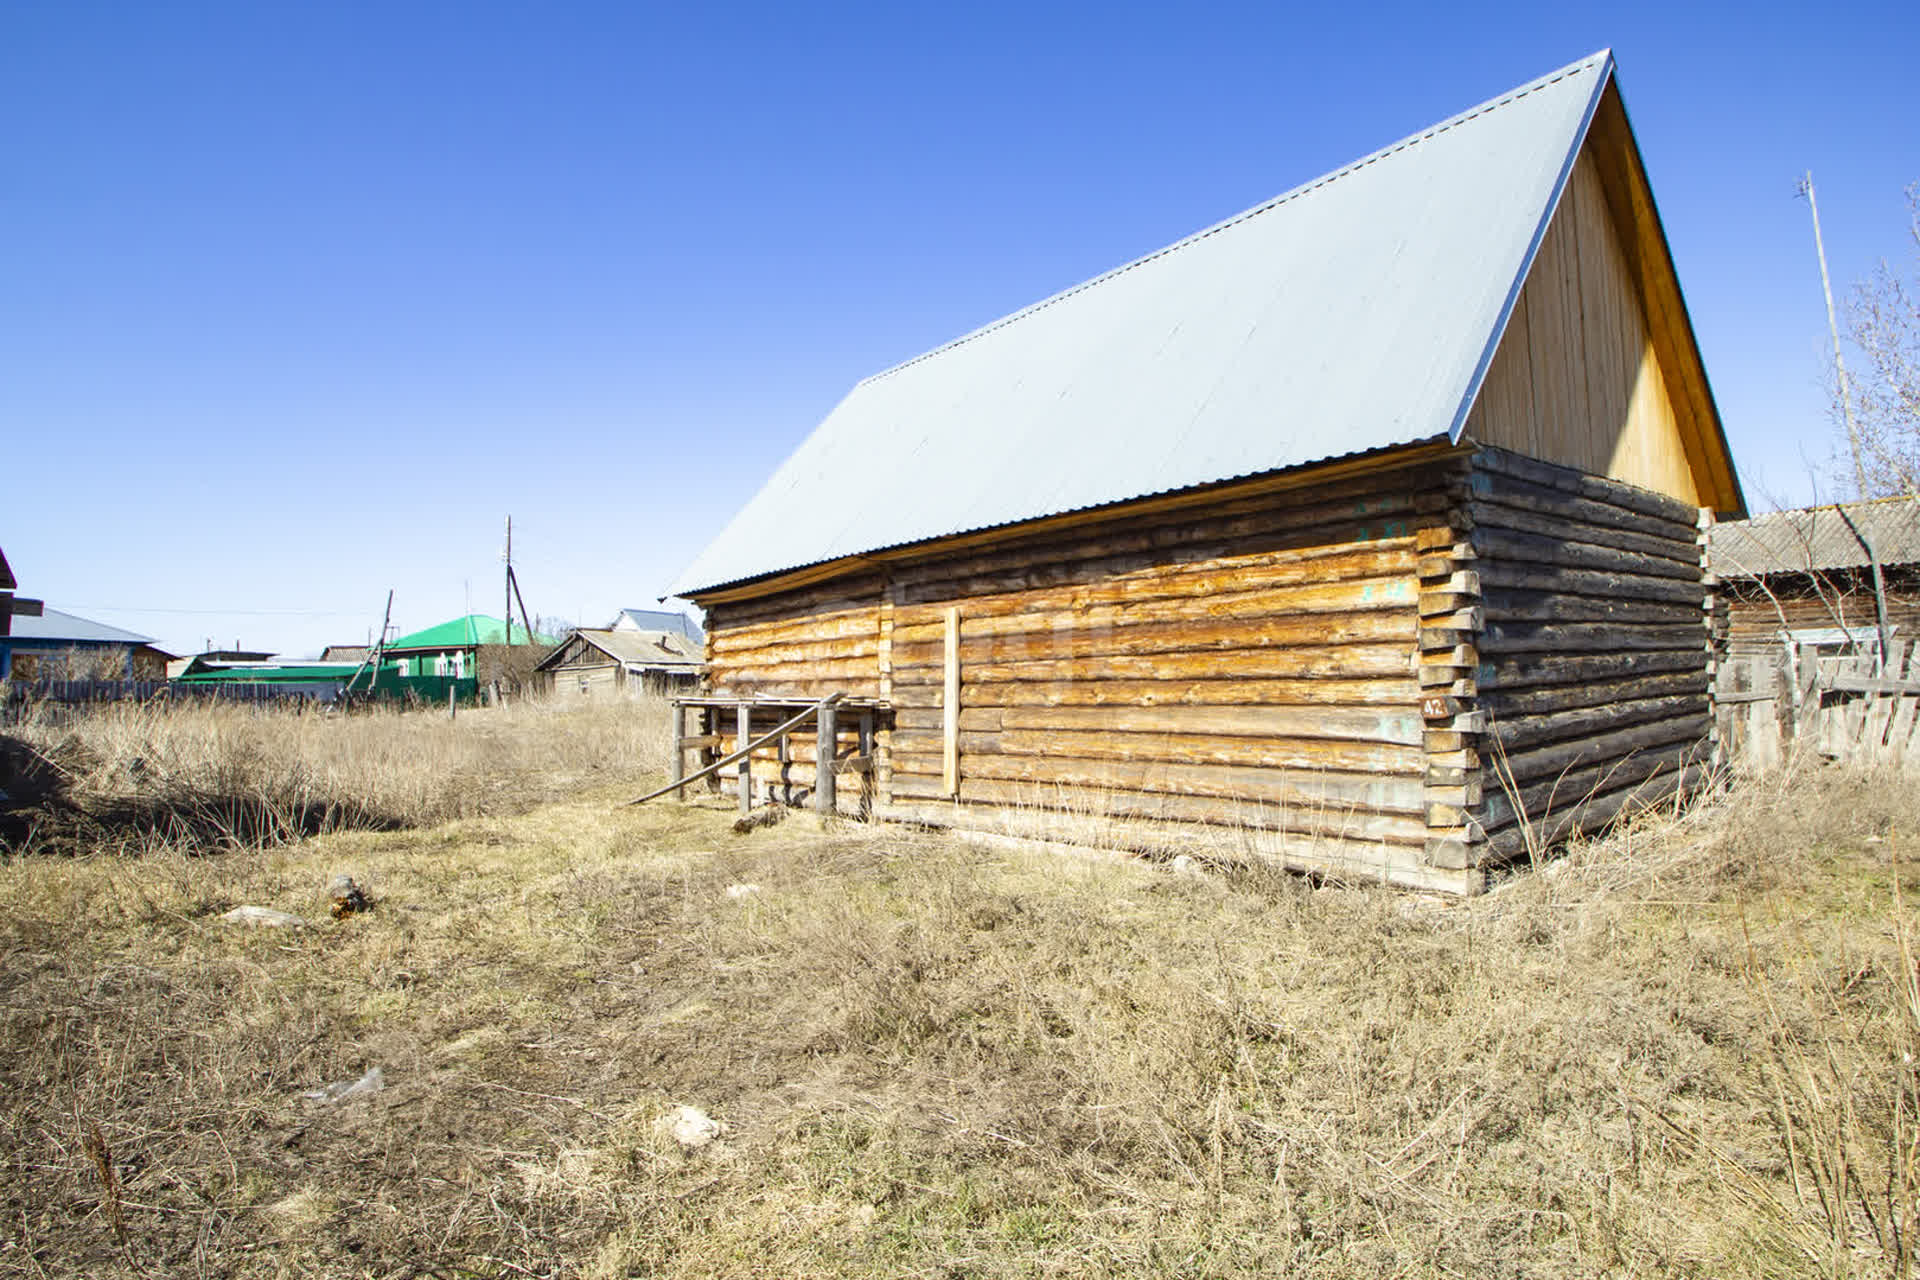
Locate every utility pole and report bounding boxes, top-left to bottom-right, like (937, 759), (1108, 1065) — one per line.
(1797, 171), (1868, 496)
(503, 514), (518, 644)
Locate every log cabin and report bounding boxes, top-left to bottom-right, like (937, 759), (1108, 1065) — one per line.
(667, 51), (1746, 893)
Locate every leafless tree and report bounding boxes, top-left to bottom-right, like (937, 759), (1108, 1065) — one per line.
(1836, 184), (1920, 499)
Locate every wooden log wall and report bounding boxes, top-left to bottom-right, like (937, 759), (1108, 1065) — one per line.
(1465, 447), (1714, 860)
(701, 572), (885, 806)
(1720, 570), (1920, 657)
(875, 459), (1457, 885)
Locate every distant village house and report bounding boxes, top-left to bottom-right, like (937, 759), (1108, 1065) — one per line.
(537, 609), (705, 699)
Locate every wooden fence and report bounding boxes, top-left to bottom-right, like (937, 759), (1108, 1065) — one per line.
(1715, 637), (1920, 768)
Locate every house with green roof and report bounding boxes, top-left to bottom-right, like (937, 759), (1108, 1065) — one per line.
(383, 614), (558, 687)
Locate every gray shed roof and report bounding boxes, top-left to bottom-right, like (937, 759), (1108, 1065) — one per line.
(8, 607), (155, 646)
(538, 628), (703, 673)
(613, 608), (704, 647)
(1708, 498), (1920, 577)
(672, 51), (1617, 598)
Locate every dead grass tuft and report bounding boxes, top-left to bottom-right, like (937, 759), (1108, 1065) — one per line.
(0, 725), (1915, 1276)
(0, 693), (676, 854)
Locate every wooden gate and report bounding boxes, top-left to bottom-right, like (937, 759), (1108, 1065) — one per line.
(1715, 638), (1920, 768)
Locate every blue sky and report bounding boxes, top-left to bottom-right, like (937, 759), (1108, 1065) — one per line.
(5, 1), (1916, 657)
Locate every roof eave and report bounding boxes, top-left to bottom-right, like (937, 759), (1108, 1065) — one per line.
(683, 436), (1466, 604)
(1447, 50), (1614, 448)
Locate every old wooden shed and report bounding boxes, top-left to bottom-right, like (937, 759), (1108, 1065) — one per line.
(668, 51), (1745, 893)
(1707, 497), (1920, 659)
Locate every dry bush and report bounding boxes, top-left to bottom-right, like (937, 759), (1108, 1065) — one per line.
(0, 751), (1914, 1277)
(0, 692), (676, 854)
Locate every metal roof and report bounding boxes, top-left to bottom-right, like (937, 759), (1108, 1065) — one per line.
(387, 614), (560, 651)
(7, 607), (155, 646)
(537, 628), (703, 672)
(671, 51), (1614, 598)
(1708, 497), (1920, 577)
(613, 608), (704, 647)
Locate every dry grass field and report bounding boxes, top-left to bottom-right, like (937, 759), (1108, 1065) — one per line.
(1, 696), (1916, 1278)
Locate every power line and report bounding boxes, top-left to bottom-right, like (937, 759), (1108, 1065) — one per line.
(53, 605), (368, 617)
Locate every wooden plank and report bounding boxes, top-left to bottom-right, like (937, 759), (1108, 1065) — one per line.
(1466, 478), (1696, 544)
(736, 703), (752, 815)
(891, 607), (1414, 667)
(1419, 591), (1478, 617)
(1480, 648), (1705, 692)
(709, 633), (883, 666)
(1488, 692), (1709, 752)
(1482, 763), (1705, 860)
(1480, 586), (1701, 626)
(1475, 559), (1702, 604)
(669, 702), (686, 799)
(748, 450), (1458, 603)
(993, 703), (1424, 745)
(1472, 526), (1700, 583)
(949, 676), (1422, 709)
(887, 470), (1437, 599)
(1467, 495), (1702, 566)
(942, 606), (959, 797)
(878, 582), (896, 708)
(815, 703), (837, 814)
(1828, 674), (1920, 695)
(892, 727), (1422, 773)
(889, 644), (1416, 687)
(705, 574), (887, 629)
(706, 607), (881, 655)
(887, 751), (1425, 817)
(892, 572), (1418, 644)
(1481, 669), (1706, 717)
(1474, 445), (1699, 526)
(1479, 620), (1708, 656)
(1493, 713), (1709, 787)
(896, 541), (1419, 620)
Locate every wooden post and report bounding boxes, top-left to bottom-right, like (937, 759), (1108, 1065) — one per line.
(736, 701), (752, 815)
(779, 728), (792, 805)
(858, 710), (874, 818)
(816, 702), (838, 815)
(448, 686), (456, 719)
(942, 606), (960, 798)
(669, 701), (686, 800)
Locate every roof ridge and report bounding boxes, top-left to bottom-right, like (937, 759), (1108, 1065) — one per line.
(1734, 494), (1920, 523)
(854, 49), (1612, 390)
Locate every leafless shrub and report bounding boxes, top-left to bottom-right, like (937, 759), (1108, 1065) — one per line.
(1837, 183), (1920, 499)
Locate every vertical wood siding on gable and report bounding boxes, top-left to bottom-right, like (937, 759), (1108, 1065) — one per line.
(1464, 147), (1701, 506)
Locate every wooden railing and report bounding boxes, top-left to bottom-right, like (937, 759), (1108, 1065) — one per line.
(630, 693), (877, 815)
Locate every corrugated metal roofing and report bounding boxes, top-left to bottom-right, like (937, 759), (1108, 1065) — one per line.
(387, 614), (559, 651)
(671, 51), (1615, 598)
(1708, 497), (1920, 577)
(7, 607), (156, 646)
